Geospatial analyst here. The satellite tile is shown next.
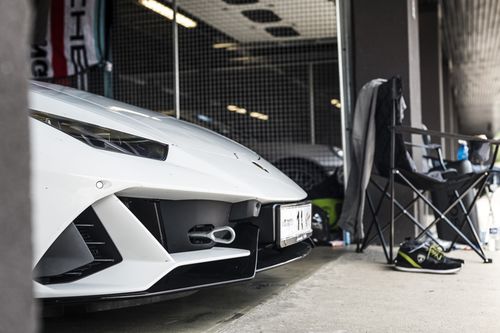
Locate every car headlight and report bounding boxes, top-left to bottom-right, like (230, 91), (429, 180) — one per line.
(30, 110), (169, 161)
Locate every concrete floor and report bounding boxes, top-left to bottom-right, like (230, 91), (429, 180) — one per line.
(42, 246), (500, 333)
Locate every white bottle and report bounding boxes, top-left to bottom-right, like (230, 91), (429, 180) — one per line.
(488, 224), (499, 251)
(492, 190), (500, 250)
(484, 189), (499, 251)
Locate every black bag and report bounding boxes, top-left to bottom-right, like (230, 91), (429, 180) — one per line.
(311, 205), (331, 245)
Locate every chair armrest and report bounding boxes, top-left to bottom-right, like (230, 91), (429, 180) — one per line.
(422, 155), (455, 163)
(404, 141), (442, 150)
(395, 126), (500, 145)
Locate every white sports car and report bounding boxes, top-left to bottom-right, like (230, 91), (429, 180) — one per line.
(30, 81), (312, 305)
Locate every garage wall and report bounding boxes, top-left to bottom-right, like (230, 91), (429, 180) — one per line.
(36, 0), (343, 193)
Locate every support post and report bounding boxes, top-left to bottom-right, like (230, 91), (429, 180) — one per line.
(0, 1), (36, 332)
(336, 0), (354, 184)
(172, 0), (180, 120)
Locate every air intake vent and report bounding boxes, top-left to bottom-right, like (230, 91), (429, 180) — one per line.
(265, 26), (300, 37)
(121, 197), (235, 253)
(242, 9), (281, 23)
(34, 207), (122, 285)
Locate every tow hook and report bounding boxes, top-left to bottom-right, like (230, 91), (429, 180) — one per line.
(188, 226), (236, 244)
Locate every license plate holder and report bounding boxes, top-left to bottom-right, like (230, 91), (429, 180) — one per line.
(275, 202), (312, 248)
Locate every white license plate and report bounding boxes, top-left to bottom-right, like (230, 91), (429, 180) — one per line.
(276, 202), (312, 248)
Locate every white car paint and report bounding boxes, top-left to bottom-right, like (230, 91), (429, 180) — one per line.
(29, 81), (307, 299)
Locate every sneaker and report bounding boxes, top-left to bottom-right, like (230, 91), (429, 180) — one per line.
(422, 239), (466, 264)
(400, 239), (465, 264)
(394, 240), (462, 274)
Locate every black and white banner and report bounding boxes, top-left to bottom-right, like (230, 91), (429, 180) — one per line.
(31, 0), (104, 79)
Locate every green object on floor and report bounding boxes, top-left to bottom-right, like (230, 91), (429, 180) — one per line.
(312, 198), (343, 229)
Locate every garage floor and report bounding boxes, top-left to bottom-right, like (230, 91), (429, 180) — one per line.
(42, 246), (500, 333)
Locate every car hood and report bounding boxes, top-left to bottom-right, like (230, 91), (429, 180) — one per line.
(29, 81), (259, 160)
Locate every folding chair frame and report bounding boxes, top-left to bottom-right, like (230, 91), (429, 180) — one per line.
(358, 178), (444, 263)
(358, 77), (500, 264)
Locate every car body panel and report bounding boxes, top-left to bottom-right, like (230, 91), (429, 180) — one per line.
(30, 81), (309, 300)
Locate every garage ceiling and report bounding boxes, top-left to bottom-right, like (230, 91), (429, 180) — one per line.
(178, 0), (337, 43)
(442, 0), (500, 135)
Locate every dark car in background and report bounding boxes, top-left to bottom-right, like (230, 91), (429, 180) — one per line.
(181, 112), (344, 191)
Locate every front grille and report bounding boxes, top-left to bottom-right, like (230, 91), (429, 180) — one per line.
(120, 197), (233, 253)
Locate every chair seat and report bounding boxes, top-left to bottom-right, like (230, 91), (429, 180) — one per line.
(397, 169), (484, 192)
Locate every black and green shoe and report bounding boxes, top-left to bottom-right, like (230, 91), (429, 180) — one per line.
(394, 240), (462, 274)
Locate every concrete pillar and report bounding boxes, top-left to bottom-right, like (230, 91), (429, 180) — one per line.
(419, 1), (446, 151)
(350, 0), (423, 243)
(351, 0), (422, 128)
(0, 1), (36, 333)
(442, 59), (459, 158)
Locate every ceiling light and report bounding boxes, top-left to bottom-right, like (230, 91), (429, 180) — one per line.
(213, 42), (237, 49)
(197, 114), (212, 122)
(250, 112), (269, 121)
(227, 105), (248, 114)
(231, 56), (253, 62)
(330, 99), (341, 109)
(139, 0), (197, 28)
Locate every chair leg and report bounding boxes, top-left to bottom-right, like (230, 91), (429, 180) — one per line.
(389, 170), (395, 263)
(447, 190), (477, 250)
(447, 177), (489, 253)
(359, 205), (376, 251)
(369, 180), (442, 246)
(398, 171), (491, 262)
(362, 196), (417, 247)
(362, 177), (447, 261)
(366, 192), (390, 262)
(360, 182), (388, 252)
(389, 82), (398, 264)
(362, 181), (411, 248)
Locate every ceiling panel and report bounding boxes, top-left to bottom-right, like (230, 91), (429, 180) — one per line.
(177, 0), (337, 43)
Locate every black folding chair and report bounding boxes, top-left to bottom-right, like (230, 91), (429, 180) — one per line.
(358, 77), (500, 264)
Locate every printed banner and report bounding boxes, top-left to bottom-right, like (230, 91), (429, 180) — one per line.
(31, 0), (103, 79)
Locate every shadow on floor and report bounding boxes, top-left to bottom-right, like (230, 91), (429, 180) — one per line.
(41, 246), (345, 333)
